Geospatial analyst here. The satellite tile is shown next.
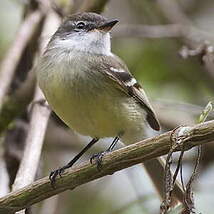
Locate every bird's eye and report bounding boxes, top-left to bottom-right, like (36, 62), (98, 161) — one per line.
(76, 22), (85, 29)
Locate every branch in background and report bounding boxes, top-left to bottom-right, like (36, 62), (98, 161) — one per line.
(114, 1), (214, 92)
(0, 120), (213, 214)
(0, 2), (47, 209)
(114, 23), (214, 92)
(11, 5), (59, 213)
(156, 0), (214, 83)
(114, 23), (213, 44)
(201, 46), (214, 80)
(0, 10), (44, 111)
(12, 87), (51, 214)
(114, 24), (185, 39)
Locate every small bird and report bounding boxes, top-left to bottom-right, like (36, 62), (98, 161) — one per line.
(36, 12), (160, 186)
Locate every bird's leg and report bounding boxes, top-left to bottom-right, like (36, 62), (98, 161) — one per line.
(90, 136), (120, 170)
(49, 137), (99, 187)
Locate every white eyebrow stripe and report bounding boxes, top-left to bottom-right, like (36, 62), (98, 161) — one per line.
(125, 78), (137, 87)
(110, 67), (126, 73)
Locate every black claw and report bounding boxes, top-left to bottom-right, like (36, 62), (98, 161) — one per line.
(49, 167), (65, 188)
(90, 151), (107, 170)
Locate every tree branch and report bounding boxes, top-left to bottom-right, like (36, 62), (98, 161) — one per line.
(11, 5), (59, 213)
(0, 10), (44, 111)
(114, 23), (213, 44)
(0, 120), (213, 214)
(156, 0), (214, 82)
(114, 24), (186, 38)
(12, 87), (51, 214)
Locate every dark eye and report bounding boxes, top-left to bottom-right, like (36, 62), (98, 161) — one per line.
(76, 22), (85, 29)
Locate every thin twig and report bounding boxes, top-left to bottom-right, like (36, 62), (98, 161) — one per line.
(180, 157), (186, 192)
(0, 10), (44, 111)
(182, 146), (201, 214)
(160, 147), (174, 213)
(0, 120), (213, 214)
(173, 150), (185, 186)
(114, 24), (185, 39)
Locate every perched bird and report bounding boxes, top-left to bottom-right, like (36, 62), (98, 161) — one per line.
(36, 12), (160, 186)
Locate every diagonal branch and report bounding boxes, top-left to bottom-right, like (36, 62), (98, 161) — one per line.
(114, 24), (186, 38)
(0, 10), (44, 111)
(12, 87), (51, 214)
(11, 6), (60, 214)
(0, 120), (213, 214)
(114, 24), (213, 42)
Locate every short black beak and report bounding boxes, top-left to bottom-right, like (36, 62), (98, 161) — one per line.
(97, 19), (119, 32)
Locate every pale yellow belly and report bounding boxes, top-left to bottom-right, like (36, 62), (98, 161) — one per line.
(42, 75), (145, 138)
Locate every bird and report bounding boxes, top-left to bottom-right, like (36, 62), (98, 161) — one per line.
(36, 12), (160, 186)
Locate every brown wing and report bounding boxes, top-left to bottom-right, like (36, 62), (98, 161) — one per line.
(98, 55), (160, 131)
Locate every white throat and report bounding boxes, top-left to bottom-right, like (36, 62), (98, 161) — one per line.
(49, 31), (112, 56)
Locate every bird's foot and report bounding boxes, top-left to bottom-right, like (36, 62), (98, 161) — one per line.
(90, 151), (108, 170)
(49, 166), (66, 188)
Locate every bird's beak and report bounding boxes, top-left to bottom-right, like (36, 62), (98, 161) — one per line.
(96, 19), (119, 32)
